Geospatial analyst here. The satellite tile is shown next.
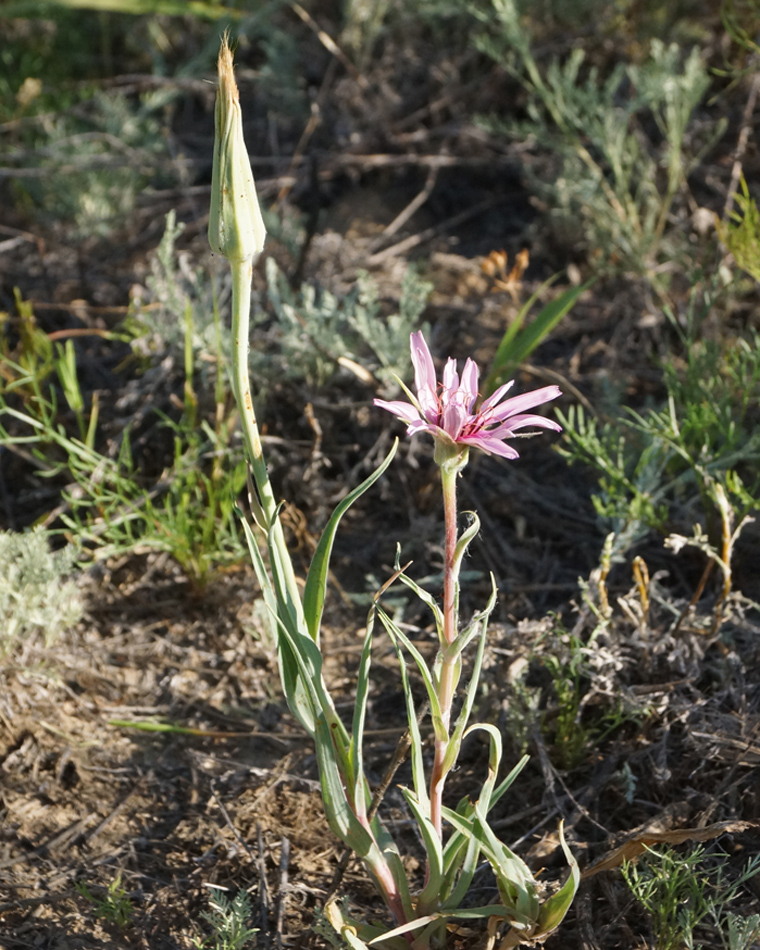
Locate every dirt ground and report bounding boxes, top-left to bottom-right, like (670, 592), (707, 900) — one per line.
(2, 7), (760, 949)
(1, 536), (759, 949)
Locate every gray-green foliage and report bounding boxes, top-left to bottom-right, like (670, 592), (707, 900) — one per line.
(137, 210), (229, 365)
(718, 912), (760, 950)
(7, 91), (167, 240)
(0, 527), (82, 653)
(623, 846), (760, 950)
(558, 284), (760, 550)
(193, 888), (258, 950)
(717, 175), (760, 283)
(263, 258), (432, 391)
(257, 26), (308, 118)
(342, 0), (394, 67)
(261, 206), (307, 261)
(476, 0), (719, 277)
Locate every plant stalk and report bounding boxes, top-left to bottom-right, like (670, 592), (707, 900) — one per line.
(429, 460), (460, 842)
(230, 258), (302, 613)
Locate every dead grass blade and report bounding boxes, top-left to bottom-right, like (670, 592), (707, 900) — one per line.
(582, 820), (759, 879)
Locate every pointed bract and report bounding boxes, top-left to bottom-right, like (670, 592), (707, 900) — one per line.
(208, 35), (266, 264)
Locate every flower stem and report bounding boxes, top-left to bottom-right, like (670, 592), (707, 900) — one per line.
(428, 458), (461, 842)
(230, 259), (301, 613)
(441, 462), (458, 649)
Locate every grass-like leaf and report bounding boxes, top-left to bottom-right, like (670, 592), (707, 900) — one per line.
(483, 277), (594, 395)
(304, 441), (397, 644)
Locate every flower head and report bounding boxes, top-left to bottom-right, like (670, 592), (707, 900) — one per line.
(208, 34), (266, 265)
(375, 331), (561, 459)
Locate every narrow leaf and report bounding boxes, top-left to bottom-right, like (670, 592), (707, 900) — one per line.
(488, 754), (530, 813)
(304, 441), (397, 643)
(389, 628), (428, 808)
(484, 277), (594, 394)
(314, 714), (374, 854)
(442, 832), (480, 909)
(377, 609), (445, 740)
(349, 613), (375, 816)
(392, 548), (445, 636)
(451, 511), (481, 579)
(535, 821), (580, 936)
(400, 788), (443, 911)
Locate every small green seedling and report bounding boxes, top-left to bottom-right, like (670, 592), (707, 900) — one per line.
(76, 874), (134, 930)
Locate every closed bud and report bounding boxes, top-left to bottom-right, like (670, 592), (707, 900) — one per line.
(208, 35), (266, 264)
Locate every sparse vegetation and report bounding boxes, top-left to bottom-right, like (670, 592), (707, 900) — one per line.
(1, 1), (759, 948)
(0, 525), (82, 653)
(192, 887), (258, 950)
(76, 874), (134, 931)
(623, 846), (760, 950)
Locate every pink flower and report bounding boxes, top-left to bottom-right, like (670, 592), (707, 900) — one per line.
(374, 331), (561, 459)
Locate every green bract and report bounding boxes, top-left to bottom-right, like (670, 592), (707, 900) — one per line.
(208, 35), (266, 265)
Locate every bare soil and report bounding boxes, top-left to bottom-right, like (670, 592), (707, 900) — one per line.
(2, 8), (760, 949)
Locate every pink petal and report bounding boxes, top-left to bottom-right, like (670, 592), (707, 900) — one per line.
(411, 332), (437, 396)
(442, 402), (466, 439)
(489, 385), (561, 422)
(417, 386), (440, 422)
(488, 413), (562, 435)
(479, 380), (515, 414)
(408, 420), (448, 441)
(460, 433), (520, 459)
(374, 398), (421, 423)
(461, 358), (479, 410)
(442, 358), (459, 393)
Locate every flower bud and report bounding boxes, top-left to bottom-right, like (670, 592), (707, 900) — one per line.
(208, 35), (266, 264)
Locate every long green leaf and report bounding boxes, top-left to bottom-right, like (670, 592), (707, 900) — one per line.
(367, 903), (529, 945)
(367, 913), (442, 945)
(390, 627), (428, 808)
(392, 548), (445, 637)
(304, 441), (397, 644)
(269, 609), (322, 737)
(400, 788), (444, 912)
(267, 508), (306, 632)
(325, 900), (410, 950)
(443, 574), (496, 663)
(439, 587), (495, 778)
(500, 277), (593, 370)
(488, 754), (530, 813)
(264, 525), (321, 736)
(494, 274), (560, 368)
(535, 821), (580, 936)
(451, 510), (481, 580)
(377, 609), (445, 739)
(484, 277), (595, 394)
(462, 722), (502, 816)
(349, 613), (375, 816)
(314, 714), (375, 855)
(442, 832), (480, 910)
(442, 808), (537, 927)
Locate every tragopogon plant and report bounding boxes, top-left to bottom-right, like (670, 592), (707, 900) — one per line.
(209, 35), (578, 949)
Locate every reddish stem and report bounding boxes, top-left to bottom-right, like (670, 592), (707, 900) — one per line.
(428, 460), (460, 842)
